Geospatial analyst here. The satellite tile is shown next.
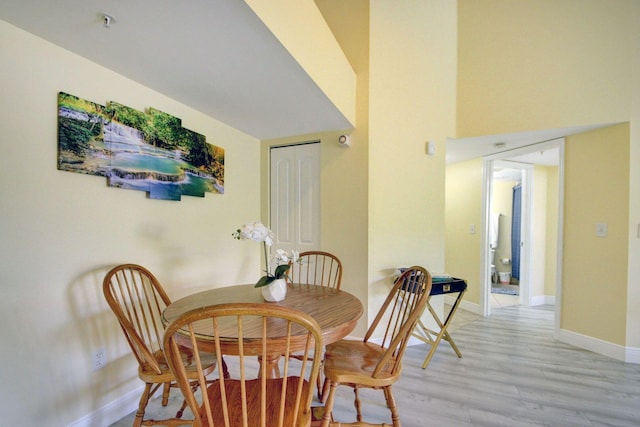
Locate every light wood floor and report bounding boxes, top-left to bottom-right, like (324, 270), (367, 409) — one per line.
(490, 291), (519, 309)
(111, 305), (640, 426)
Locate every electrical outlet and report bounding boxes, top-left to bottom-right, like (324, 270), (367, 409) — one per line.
(93, 348), (106, 370)
(596, 223), (608, 237)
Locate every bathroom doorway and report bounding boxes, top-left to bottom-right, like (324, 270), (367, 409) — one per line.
(489, 161), (526, 309)
(481, 139), (563, 317)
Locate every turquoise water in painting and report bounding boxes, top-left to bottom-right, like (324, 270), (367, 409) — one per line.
(103, 121), (223, 199)
(111, 152), (187, 174)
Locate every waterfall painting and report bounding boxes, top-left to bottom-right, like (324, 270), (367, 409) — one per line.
(57, 92), (224, 201)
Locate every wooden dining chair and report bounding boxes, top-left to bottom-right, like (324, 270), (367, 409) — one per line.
(103, 264), (218, 427)
(163, 302), (324, 427)
(287, 250), (342, 400)
(319, 266), (432, 427)
(288, 251), (342, 290)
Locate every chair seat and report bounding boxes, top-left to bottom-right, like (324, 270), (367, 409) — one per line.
(323, 340), (398, 387)
(139, 348), (217, 383)
(199, 377), (311, 427)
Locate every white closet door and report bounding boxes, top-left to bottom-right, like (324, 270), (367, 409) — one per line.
(270, 142), (320, 255)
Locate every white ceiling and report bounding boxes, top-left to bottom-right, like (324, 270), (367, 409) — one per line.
(0, 0), (352, 140)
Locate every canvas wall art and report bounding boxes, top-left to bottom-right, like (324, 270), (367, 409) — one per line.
(57, 92), (224, 200)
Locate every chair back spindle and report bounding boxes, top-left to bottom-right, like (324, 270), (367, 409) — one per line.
(164, 303), (323, 427)
(289, 251), (342, 289)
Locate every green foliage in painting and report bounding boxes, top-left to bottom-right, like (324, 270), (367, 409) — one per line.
(104, 102), (147, 132)
(57, 92), (112, 174)
(57, 92), (225, 199)
(58, 117), (99, 155)
(146, 108), (182, 149)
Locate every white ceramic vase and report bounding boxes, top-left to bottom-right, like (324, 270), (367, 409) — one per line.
(261, 278), (287, 302)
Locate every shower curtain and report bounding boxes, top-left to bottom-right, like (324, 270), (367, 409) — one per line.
(511, 184), (521, 280)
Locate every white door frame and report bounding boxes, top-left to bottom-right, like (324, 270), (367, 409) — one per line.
(480, 139), (565, 336)
(480, 159), (533, 316)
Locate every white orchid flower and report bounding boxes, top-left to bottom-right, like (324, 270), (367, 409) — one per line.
(235, 222), (275, 246)
(275, 248), (290, 263)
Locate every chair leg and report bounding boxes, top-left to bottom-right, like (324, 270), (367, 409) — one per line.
(320, 377), (330, 403)
(175, 398), (188, 419)
(161, 382), (171, 406)
(383, 385), (401, 427)
(134, 383), (152, 427)
(353, 386), (363, 423)
(176, 380), (200, 419)
(321, 381), (338, 427)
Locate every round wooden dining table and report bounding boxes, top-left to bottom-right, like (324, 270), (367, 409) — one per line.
(162, 283), (363, 378)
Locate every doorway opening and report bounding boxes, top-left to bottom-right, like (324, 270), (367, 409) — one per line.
(489, 162), (527, 309)
(481, 139), (564, 327)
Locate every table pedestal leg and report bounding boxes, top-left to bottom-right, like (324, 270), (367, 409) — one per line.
(257, 354), (281, 379)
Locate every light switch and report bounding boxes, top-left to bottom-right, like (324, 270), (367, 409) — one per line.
(596, 223), (608, 237)
(469, 224), (476, 234)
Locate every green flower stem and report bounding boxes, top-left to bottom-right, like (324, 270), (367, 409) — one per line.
(263, 241), (270, 276)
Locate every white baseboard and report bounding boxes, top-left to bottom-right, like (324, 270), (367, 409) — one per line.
(68, 386), (141, 427)
(557, 328), (640, 364)
(445, 295), (481, 315)
(625, 346), (640, 364)
(531, 295), (555, 306)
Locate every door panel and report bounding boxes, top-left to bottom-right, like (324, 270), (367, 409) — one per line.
(272, 155), (292, 244)
(270, 143), (320, 254)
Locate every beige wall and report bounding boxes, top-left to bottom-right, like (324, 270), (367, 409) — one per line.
(0, 20), (261, 426)
(367, 1), (456, 322)
(457, 0), (634, 137)
(456, 0), (640, 353)
(563, 124), (630, 345)
(445, 158), (483, 303)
